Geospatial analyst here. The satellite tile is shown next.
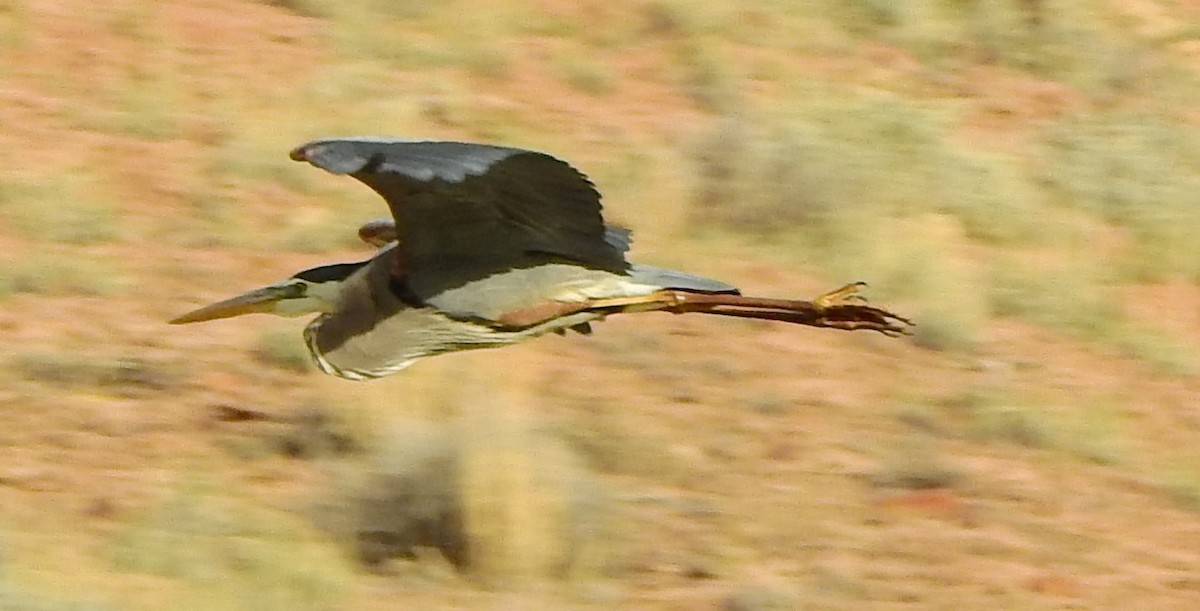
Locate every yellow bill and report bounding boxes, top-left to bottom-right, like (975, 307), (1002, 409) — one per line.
(169, 286), (291, 324)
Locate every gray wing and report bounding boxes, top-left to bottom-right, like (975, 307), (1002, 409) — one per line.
(603, 225), (633, 254)
(290, 138), (629, 295)
(625, 264), (740, 294)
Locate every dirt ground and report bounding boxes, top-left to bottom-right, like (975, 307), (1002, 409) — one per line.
(2, 1), (1199, 609)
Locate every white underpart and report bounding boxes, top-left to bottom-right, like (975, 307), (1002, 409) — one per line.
(303, 308), (605, 381)
(295, 271), (661, 382)
(549, 276), (661, 302)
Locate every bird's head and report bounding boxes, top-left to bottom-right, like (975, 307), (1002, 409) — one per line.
(169, 261), (366, 324)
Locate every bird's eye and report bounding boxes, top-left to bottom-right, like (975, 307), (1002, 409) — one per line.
(284, 282), (307, 298)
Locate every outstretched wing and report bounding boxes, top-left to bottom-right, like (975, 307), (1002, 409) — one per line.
(290, 138), (628, 297)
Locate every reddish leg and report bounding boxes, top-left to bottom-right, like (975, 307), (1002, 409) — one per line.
(649, 283), (912, 336)
(496, 283), (913, 336)
(496, 300), (592, 327)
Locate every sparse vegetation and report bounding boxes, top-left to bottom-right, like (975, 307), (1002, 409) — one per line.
(315, 421), (466, 569)
(557, 53), (616, 96)
(928, 388), (1129, 466)
(744, 392), (794, 416)
(872, 435), (962, 490)
(208, 120), (315, 193)
(458, 411), (615, 584)
(109, 75), (181, 142)
(551, 396), (694, 486)
(2, 542), (105, 610)
(3, 0), (1200, 608)
(988, 256), (1199, 374)
(0, 253), (130, 298)
(967, 402), (1054, 448)
(8, 352), (179, 397)
(258, 0), (329, 18)
(253, 327), (313, 373)
(1157, 467), (1200, 513)
(675, 38), (737, 112)
(0, 1), (27, 51)
(1108, 328), (1198, 378)
(275, 216), (366, 254)
(0, 176), (122, 245)
(687, 77), (1200, 369)
(458, 35), (512, 82)
(0, 585), (112, 611)
(111, 478), (352, 611)
(723, 585), (801, 611)
(316, 414), (615, 584)
(1038, 110), (1200, 283)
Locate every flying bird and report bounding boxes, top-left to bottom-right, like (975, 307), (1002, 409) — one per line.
(171, 138), (912, 380)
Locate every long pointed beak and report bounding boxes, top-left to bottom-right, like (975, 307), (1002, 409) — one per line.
(170, 286), (289, 324)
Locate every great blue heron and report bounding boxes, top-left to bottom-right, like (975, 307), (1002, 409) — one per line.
(171, 138), (911, 380)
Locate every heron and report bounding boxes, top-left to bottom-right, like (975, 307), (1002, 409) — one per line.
(171, 138), (912, 380)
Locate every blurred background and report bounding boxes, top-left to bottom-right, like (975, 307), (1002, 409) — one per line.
(1, 0), (1199, 608)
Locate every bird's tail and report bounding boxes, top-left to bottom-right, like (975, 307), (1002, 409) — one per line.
(625, 264), (740, 294)
(604, 226), (738, 294)
(603, 225), (634, 253)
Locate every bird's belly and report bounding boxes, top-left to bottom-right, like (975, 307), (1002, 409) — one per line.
(419, 264), (657, 322)
(304, 307), (601, 380)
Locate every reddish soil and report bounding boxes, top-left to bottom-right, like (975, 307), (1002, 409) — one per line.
(2, 1), (1200, 609)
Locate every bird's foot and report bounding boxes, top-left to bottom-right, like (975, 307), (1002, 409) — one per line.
(358, 218), (398, 248)
(811, 282), (914, 337)
(813, 281), (869, 309)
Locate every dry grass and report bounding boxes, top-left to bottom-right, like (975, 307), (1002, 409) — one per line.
(3, 535), (109, 609)
(1157, 466), (1200, 513)
(722, 585), (801, 611)
(933, 387), (1130, 468)
(685, 79), (1200, 370)
(3, 0), (1200, 608)
(1039, 110), (1200, 283)
(110, 478), (351, 611)
(315, 421), (466, 569)
(316, 405), (615, 585)
(253, 326), (314, 374)
(0, 175), (122, 246)
(0, 2), (29, 51)
(457, 407), (614, 584)
(8, 351), (180, 397)
(871, 434), (963, 490)
(988, 256), (1198, 375)
(833, 0), (1146, 94)
(556, 52), (617, 96)
(0, 581), (112, 611)
(0, 254), (129, 298)
(258, 0), (329, 19)
(275, 220), (366, 254)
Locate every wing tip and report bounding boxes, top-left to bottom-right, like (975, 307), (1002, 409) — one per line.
(288, 140), (370, 174)
(288, 144), (310, 162)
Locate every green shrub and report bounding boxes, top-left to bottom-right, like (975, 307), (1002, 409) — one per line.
(1039, 111), (1200, 282)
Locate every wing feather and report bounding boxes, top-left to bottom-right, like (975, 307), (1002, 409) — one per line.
(290, 138), (627, 292)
